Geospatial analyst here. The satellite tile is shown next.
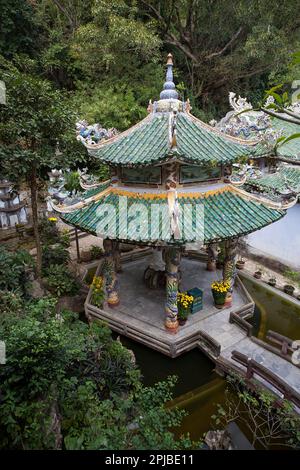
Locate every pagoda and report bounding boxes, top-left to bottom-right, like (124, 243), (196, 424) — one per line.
(52, 54), (296, 334)
(0, 180), (28, 229)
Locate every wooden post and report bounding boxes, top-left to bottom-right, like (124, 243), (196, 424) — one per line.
(246, 358), (253, 380)
(164, 246), (180, 333)
(75, 227), (80, 262)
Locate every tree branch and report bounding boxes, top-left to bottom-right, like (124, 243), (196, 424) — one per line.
(205, 27), (243, 60)
(261, 108), (300, 125)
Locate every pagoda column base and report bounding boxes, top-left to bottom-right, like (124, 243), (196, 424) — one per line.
(223, 238), (238, 306)
(103, 239), (120, 308)
(206, 243), (219, 271)
(164, 246), (181, 333)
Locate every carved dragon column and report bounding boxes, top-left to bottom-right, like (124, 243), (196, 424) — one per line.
(164, 246), (181, 333)
(206, 243), (219, 271)
(222, 238), (239, 308)
(103, 239), (120, 307)
(112, 241), (122, 273)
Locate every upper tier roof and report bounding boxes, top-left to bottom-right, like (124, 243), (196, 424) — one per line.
(86, 111), (258, 167)
(84, 55), (258, 167)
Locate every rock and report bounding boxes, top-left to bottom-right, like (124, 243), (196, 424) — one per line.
(55, 292), (86, 314)
(204, 430), (233, 450)
(80, 249), (92, 262)
(27, 279), (47, 299)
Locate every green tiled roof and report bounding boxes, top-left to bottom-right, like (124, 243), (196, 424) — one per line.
(88, 114), (169, 166)
(272, 117), (300, 159)
(174, 114), (256, 164)
(60, 187), (284, 244)
(87, 112), (257, 167)
(81, 180), (111, 199)
(245, 166), (300, 195)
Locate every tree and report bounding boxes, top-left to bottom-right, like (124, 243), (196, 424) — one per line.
(0, 298), (198, 450)
(138, 0), (300, 116)
(0, 58), (86, 277)
(212, 373), (300, 449)
(0, 0), (42, 58)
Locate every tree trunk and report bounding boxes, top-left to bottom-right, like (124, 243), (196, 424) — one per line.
(30, 164), (42, 279)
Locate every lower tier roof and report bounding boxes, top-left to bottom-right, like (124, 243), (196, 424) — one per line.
(58, 185), (285, 245)
(244, 166), (300, 195)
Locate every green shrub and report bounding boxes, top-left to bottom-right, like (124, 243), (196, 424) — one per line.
(64, 171), (82, 194)
(0, 247), (34, 295)
(42, 244), (70, 271)
(39, 216), (60, 244)
(0, 290), (24, 326)
(90, 245), (103, 260)
(59, 229), (71, 247)
(44, 265), (79, 297)
(284, 269), (300, 287)
(0, 301), (197, 450)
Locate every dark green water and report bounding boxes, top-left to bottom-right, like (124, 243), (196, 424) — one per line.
(87, 267), (300, 441)
(242, 277), (300, 341)
(119, 335), (226, 440)
(119, 279), (300, 441)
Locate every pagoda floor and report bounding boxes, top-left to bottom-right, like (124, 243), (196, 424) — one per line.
(85, 254), (253, 357)
(85, 254), (300, 405)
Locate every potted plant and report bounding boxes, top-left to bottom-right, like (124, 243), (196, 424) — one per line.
(268, 277), (277, 287)
(211, 280), (230, 309)
(283, 284), (295, 296)
(177, 292), (193, 325)
(254, 267), (263, 279)
(236, 258), (246, 270)
(91, 275), (105, 308)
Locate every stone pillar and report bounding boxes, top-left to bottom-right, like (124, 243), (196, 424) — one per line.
(206, 243), (219, 271)
(149, 247), (166, 271)
(164, 246), (181, 333)
(222, 238), (238, 308)
(103, 239), (119, 307)
(112, 241), (122, 273)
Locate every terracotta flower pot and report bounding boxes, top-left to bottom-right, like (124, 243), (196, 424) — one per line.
(284, 285), (295, 296)
(236, 260), (245, 270)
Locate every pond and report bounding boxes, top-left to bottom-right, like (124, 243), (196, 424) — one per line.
(242, 277), (300, 341)
(119, 277), (300, 442)
(119, 335), (226, 441)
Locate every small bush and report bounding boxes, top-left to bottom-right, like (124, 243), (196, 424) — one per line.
(0, 247), (34, 295)
(0, 290), (24, 326)
(44, 265), (79, 297)
(90, 245), (103, 260)
(42, 244), (70, 271)
(39, 217), (60, 244)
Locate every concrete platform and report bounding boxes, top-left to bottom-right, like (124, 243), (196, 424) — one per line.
(85, 254), (254, 357)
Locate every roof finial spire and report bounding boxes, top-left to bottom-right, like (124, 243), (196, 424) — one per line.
(160, 53), (178, 100)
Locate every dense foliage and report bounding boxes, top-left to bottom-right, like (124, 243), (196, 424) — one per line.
(0, 246), (34, 295)
(1, 1), (300, 124)
(0, 297), (198, 450)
